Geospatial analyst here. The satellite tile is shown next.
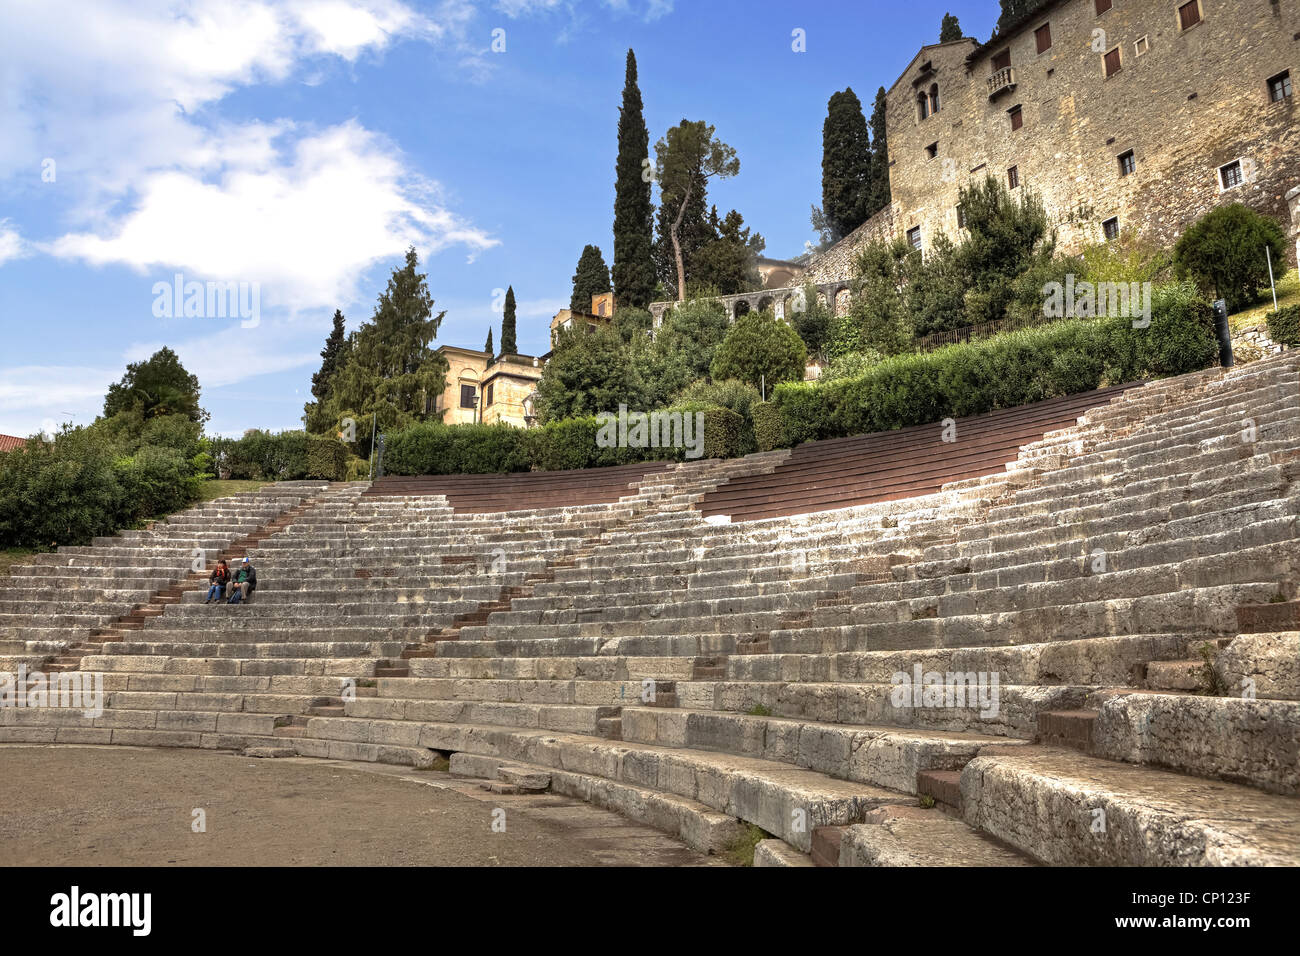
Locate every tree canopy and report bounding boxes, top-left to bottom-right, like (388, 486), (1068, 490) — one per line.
(612, 50), (658, 309)
(103, 346), (207, 425)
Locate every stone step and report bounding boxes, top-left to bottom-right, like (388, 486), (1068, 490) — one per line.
(838, 805), (1036, 866)
(961, 746), (1300, 865)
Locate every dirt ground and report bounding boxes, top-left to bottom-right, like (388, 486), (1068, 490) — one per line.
(0, 745), (728, 867)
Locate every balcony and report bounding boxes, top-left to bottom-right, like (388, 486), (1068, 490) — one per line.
(987, 67), (1016, 99)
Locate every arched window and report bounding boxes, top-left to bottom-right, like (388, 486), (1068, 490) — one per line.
(929, 83), (941, 115)
(917, 92), (930, 120)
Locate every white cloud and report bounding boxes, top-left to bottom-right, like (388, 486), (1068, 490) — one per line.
(0, 366), (117, 436)
(0, 221), (28, 266)
(47, 122), (499, 311)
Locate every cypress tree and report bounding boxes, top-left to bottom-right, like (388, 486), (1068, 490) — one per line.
(612, 49), (657, 308)
(940, 13), (963, 42)
(866, 87), (892, 218)
(500, 286), (518, 355)
(820, 88), (874, 241)
(310, 310), (346, 403)
(571, 245), (612, 312)
(485, 327), (494, 355)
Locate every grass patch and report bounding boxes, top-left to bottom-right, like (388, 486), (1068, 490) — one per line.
(1196, 641), (1229, 697)
(195, 479), (272, 503)
(0, 548), (39, 578)
(1229, 269), (1300, 331)
(745, 704), (773, 717)
(415, 755), (451, 773)
(919, 794), (936, 809)
(722, 823), (772, 867)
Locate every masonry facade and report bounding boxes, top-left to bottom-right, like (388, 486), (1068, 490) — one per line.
(434, 346), (543, 428)
(888, 0), (1299, 263)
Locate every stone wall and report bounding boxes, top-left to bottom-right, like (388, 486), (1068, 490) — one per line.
(797, 205), (898, 285)
(887, 0), (1299, 264)
(1290, 185), (1300, 263)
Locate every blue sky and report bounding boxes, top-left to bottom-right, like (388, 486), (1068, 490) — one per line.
(0, 0), (996, 437)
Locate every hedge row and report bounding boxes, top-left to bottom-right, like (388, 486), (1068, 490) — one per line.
(214, 430), (351, 481)
(773, 286), (1218, 443)
(384, 406), (747, 476)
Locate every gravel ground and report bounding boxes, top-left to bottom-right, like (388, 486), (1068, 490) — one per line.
(0, 745), (728, 867)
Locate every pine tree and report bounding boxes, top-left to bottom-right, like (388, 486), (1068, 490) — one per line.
(322, 247), (448, 438)
(571, 245), (612, 312)
(485, 327), (494, 355)
(304, 309), (347, 432)
(940, 13), (963, 42)
(500, 286), (518, 355)
(654, 120), (738, 301)
(865, 87), (892, 218)
(997, 0), (1049, 34)
(820, 88), (874, 241)
(612, 49), (657, 309)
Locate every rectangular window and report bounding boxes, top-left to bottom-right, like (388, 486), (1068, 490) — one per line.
(1220, 160), (1243, 190)
(1009, 105), (1024, 131)
(1269, 71), (1293, 102)
(485, 383), (494, 407)
(1179, 1), (1202, 30)
(1095, 0), (1112, 13)
(1007, 165), (1020, 189)
(1118, 150), (1136, 176)
(1035, 23), (1052, 54)
(459, 384), (476, 409)
(1104, 47), (1122, 78)
(992, 49), (1012, 72)
(1103, 217), (1120, 241)
(1134, 35), (1149, 56)
(907, 227), (922, 250)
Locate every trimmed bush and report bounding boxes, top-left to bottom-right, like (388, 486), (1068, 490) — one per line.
(752, 402), (788, 452)
(1266, 304), (1300, 347)
(216, 430), (311, 481)
(306, 435), (349, 481)
(1174, 204), (1289, 312)
(384, 423), (530, 476)
(710, 309), (808, 392)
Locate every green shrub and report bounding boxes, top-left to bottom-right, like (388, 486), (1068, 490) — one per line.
(751, 402), (788, 452)
(384, 422), (530, 476)
(1266, 304), (1300, 347)
(306, 435), (349, 481)
(710, 309), (807, 393)
(672, 404), (745, 460)
(113, 445), (199, 520)
(216, 430), (311, 480)
(1174, 204), (1289, 312)
(343, 456), (371, 482)
(0, 428), (124, 548)
(674, 379), (762, 455)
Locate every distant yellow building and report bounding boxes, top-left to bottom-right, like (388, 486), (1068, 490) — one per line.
(549, 292), (616, 347)
(434, 345), (544, 428)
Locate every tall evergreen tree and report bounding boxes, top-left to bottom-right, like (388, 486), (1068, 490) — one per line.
(694, 207), (765, 295)
(865, 87), (892, 218)
(322, 247), (448, 439)
(612, 49), (657, 309)
(500, 286), (518, 355)
(571, 245), (612, 312)
(484, 327), (494, 355)
(820, 88), (874, 242)
(940, 12), (963, 42)
(997, 0), (1048, 34)
(304, 309), (347, 432)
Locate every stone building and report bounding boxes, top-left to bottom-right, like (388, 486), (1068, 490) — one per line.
(549, 292), (616, 347)
(886, 0), (1298, 262)
(791, 0), (1300, 290)
(433, 345), (543, 428)
(651, 0), (1299, 324)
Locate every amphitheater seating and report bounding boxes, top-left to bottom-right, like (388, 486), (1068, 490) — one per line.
(3, 353), (1298, 867)
(366, 461), (675, 513)
(698, 384), (1135, 521)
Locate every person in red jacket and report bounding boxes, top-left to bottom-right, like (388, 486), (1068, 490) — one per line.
(205, 560), (230, 603)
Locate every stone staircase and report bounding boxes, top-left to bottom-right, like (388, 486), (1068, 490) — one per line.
(2, 352), (1298, 866)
